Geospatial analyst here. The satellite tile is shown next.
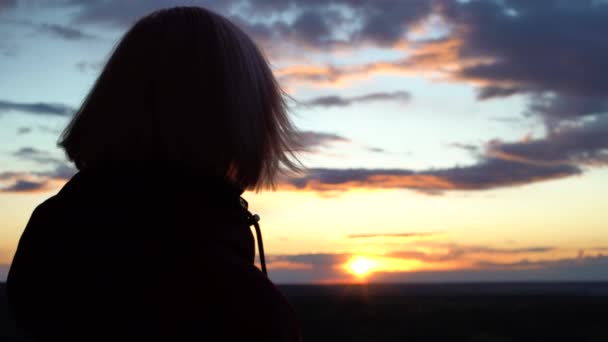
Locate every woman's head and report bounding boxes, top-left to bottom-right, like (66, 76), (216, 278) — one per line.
(59, 6), (300, 190)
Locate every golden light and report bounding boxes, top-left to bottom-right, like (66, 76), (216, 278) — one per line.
(343, 255), (429, 281)
(345, 256), (378, 278)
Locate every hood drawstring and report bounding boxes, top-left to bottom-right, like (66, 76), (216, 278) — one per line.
(240, 197), (267, 276)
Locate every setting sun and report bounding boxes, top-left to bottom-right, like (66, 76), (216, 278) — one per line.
(345, 256), (378, 278)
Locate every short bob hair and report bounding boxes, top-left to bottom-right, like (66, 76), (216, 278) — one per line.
(59, 6), (301, 191)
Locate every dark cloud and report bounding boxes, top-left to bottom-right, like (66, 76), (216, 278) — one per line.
(488, 115), (608, 166)
(235, 1), (431, 49)
(1, 179), (47, 192)
(58, 0), (433, 50)
(0, 0), (17, 13)
(445, 0), (608, 98)
(17, 127), (32, 135)
(12, 147), (67, 165)
(4, 0), (607, 195)
(287, 9), (334, 47)
(270, 0), (608, 111)
(371, 255), (608, 283)
(0, 264), (8, 282)
(0, 99), (74, 116)
(0, 163), (76, 193)
(270, 244), (555, 268)
(476, 86), (529, 100)
(13, 147), (41, 157)
(296, 131), (350, 152)
(348, 232), (439, 239)
(367, 147), (386, 153)
(272, 253), (350, 267)
(38, 23), (97, 40)
(303, 91), (411, 108)
(528, 93), (608, 123)
(475, 254), (608, 271)
(75, 60), (104, 73)
(389, 244), (555, 263)
(438, 0), (608, 173)
(448, 142), (478, 153)
(282, 157), (580, 193)
(267, 253), (351, 282)
(68, 0), (232, 27)
(264, 247), (608, 283)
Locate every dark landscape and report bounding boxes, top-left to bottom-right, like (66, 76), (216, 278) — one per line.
(2, 282), (608, 341)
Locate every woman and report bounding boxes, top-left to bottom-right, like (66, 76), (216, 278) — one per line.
(7, 6), (302, 341)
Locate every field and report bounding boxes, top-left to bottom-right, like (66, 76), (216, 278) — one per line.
(2, 283), (608, 341)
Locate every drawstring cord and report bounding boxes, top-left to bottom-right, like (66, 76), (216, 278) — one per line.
(250, 214), (267, 276)
(240, 197), (267, 276)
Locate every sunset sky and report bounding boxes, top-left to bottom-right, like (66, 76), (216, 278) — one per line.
(1, 0), (607, 283)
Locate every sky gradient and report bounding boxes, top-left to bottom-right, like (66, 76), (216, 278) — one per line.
(1, 0), (608, 283)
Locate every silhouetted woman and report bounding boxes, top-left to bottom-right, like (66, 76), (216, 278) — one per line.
(7, 6), (302, 341)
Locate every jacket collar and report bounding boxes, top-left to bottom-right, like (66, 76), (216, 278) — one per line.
(63, 161), (245, 206)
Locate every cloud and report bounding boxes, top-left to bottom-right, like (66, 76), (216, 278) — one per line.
(38, 23), (98, 40)
(285, 93), (604, 194)
(441, 0), (608, 99)
(267, 253), (351, 283)
(3, 0), (606, 195)
(281, 157), (580, 193)
(528, 93), (608, 123)
(57, 0), (433, 50)
(1, 179), (48, 192)
(75, 60), (104, 73)
(66, 0), (233, 27)
(17, 127), (32, 135)
(0, 264), (9, 282)
(476, 86), (528, 100)
(264, 245), (608, 283)
(302, 91), (410, 108)
(348, 232), (439, 239)
(370, 255), (608, 283)
(0, 99), (74, 116)
(0, 0), (16, 13)
(12, 147), (67, 165)
(296, 131), (351, 152)
(367, 147), (386, 153)
(390, 244), (556, 263)
(0, 163), (76, 193)
(487, 116), (608, 167)
(448, 142), (478, 153)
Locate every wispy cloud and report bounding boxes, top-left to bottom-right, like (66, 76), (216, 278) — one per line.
(75, 60), (104, 73)
(389, 244), (556, 263)
(280, 158), (580, 194)
(0, 99), (74, 117)
(347, 232), (440, 239)
(0, 163), (75, 193)
(264, 244), (608, 283)
(12, 146), (66, 165)
(296, 131), (351, 152)
(17, 127), (32, 135)
(38, 23), (98, 40)
(302, 91), (410, 108)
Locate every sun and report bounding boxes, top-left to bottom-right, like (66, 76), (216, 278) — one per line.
(345, 256), (378, 278)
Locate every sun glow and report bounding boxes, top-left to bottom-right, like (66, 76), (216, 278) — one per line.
(345, 256), (378, 278)
(343, 254), (430, 281)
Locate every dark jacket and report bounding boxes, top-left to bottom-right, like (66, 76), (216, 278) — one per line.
(7, 163), (301, 341)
